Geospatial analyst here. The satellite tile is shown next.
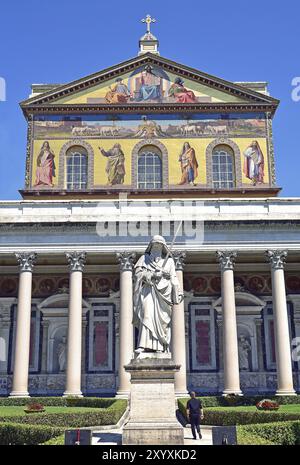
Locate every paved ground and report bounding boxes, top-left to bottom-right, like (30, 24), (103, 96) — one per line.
(92, 426), (213, 446)
(183, 426), (213, 445)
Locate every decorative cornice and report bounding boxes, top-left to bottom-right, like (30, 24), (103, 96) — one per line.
(25, 113), (33, 188)
(20, 53), (278, 111)
(22, 103), (278, 117)
(216, 250), (237, 271)
(1, 220), (300, 235)
(66, 251), (86, 272)
(15, 252), (37, 272)
(116, 251), (136, 271)
(173, 251), (186, 271)
(266, 114), (276, 186)
(266, 250), (288, 270)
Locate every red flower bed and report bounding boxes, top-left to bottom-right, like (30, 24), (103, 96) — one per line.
(24, 403), (45, 414)
(256, 399), (280, 411)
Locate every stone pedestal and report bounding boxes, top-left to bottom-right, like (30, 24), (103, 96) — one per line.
(122, 354), (184, 445)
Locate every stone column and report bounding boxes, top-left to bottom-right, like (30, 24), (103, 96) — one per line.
(10, 253), (37, 397)
(217, 251), (242, 396)
(63, 252), (86, 397)
(116, 252), (136, 398)
(266, 250), (296, 395)
(172, 251), (188, 396)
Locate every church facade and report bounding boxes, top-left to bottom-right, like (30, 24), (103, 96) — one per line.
(0, 23), (300, 397)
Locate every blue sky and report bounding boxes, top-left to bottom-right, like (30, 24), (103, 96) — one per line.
(0, 0), (299, 199)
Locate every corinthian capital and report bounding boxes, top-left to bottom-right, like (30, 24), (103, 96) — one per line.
(15, 252), (37, 272)
(116, 252), (136, 271)
(66, 252), (86, 272)
(266, 250), (287, 270)
(216, 250), (237, 271)
(173, 251), (186, 271)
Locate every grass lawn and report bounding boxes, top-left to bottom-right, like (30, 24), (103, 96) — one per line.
(206, 405), (300, 413)
(0, 406), (101, 417)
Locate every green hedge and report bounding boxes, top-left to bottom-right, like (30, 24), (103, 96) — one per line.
(238, 421), (300, 445)
(178, 399), (300, 425)
(236, 429), (276, 445)
(42, 434), (65, 445)
(0, 422), (64, 445)
(0, 397), (117, 408)
(178, 395), (300, 408)
(0, 400), (127, 428)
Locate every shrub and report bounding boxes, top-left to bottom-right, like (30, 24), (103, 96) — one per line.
(0, 422), (63, 445)
(237, 429), (276, 445)
(202, 410), (300, 426)
(238, 421), (300, 446)
(178, 395), (300, 408)
(42, 434), (65, 445)
(0, 397), (117, 408)
(223, 394), (240, 407)
(177, 399), (300, 426)
(0, 400), (127, 428)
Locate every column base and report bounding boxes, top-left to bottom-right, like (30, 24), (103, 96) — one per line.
(9, 391), (30, 398)
(63, 391), (83, 398)
(175, 390), (189, 398)
(222, 389), (243, 396)
(275, 389), (297, 396)
(116, 390), (130, 399)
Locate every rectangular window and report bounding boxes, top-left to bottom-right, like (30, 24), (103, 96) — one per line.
(93, 322), (109, 368)
(88, 304), (114, 372)
(195, 321), (211, 365)
(190, 303), (216, 371)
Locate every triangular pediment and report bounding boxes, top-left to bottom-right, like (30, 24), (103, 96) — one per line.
(20, 53), (278, 109)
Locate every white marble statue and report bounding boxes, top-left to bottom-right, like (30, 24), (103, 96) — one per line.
(57, 336), (67, 372)
(133, 235), (184, 354)
(238, 335), (251, 371)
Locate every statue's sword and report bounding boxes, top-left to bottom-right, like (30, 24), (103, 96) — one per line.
(162, 220), (183, 269)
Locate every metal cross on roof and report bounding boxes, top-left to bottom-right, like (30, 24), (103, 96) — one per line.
(141, 14), (156, 34)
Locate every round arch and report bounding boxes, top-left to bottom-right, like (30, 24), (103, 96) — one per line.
(206, 138), (242, 188)
(58, 140), (94, 190)
(131, 139), (169, 189)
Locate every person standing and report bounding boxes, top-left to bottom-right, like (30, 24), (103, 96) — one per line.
(186, 392), (204, 440)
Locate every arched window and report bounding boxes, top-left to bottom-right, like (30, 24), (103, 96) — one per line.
(66, 146), (88, 190)
(212, 145), (235, 188)
(138, 145), (162, 189)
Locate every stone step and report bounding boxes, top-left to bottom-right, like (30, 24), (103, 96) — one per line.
(92, 431), (122, 445)
(91, 425), (213, 446)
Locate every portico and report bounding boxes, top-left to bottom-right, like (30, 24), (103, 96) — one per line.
(0, 198), (299, 397)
